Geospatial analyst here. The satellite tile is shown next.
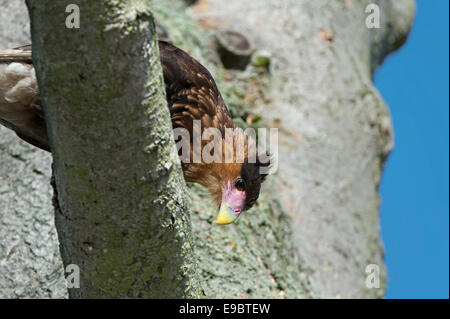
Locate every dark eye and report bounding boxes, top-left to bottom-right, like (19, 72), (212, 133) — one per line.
(235, 178), (245, 191)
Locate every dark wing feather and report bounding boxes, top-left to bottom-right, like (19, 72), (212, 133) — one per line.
(158, 41), (235, 139)
(0, 42), (235, 153)
(0, 45), (32, 63)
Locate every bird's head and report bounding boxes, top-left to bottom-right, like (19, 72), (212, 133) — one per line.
(213, 155), (271, 225)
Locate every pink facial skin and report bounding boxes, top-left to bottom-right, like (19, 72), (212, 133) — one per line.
(221, 180), (246, 216)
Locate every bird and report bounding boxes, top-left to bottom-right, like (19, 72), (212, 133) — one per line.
(0, 40), (270, 225)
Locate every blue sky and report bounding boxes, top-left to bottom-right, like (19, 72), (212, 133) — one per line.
(374, 1), (449, 298)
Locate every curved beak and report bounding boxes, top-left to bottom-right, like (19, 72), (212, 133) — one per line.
(214, 203), (240, 225)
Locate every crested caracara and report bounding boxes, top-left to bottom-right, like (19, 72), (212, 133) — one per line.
(0, 41), (270, 224)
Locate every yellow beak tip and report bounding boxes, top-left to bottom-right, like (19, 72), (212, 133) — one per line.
(214, 204), (239, 225)
(214, 218), (234, 225)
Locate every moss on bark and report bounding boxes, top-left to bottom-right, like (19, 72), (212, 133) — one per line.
(26, 0), (202, 298)
(0, 0), (415, 298)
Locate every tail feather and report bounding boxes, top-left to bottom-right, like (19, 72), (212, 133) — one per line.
(0, 45), (32, 63)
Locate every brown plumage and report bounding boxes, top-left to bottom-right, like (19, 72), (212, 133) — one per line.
(0, 41), (269, 223)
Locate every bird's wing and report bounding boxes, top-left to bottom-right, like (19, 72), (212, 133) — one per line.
(0, 45), (49, 151)
(159, 41), (235, 138)
(0, 42), (237, 154)
(0, 45), (32, 62)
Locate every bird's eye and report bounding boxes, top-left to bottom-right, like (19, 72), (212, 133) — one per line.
(235, 178), (245, 191)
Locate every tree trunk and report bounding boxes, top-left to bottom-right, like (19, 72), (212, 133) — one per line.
(0, 0), (65, 299)
(24, 0), (201, 298)
(0, 0), (415, 298)
(188, 0), (415, 298)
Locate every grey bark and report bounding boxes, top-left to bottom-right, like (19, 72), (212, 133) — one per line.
(0, 0), (415, 299)
(24, 0), (201, 298)
(0, 0), (66, 298)
(188, 0), (415, 298)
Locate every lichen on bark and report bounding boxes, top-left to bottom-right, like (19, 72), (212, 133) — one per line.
(151, 0), (314, 298)
(26, 0), (202, 298)
(0, 0), (416, 299)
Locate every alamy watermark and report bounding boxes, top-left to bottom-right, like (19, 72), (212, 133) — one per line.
(365, 3), (380, 29)
(65, 4), (80, 29)
(65, 264), (80, 289)
(174, 121), (278, 175)
(365, 264), (380, 289)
